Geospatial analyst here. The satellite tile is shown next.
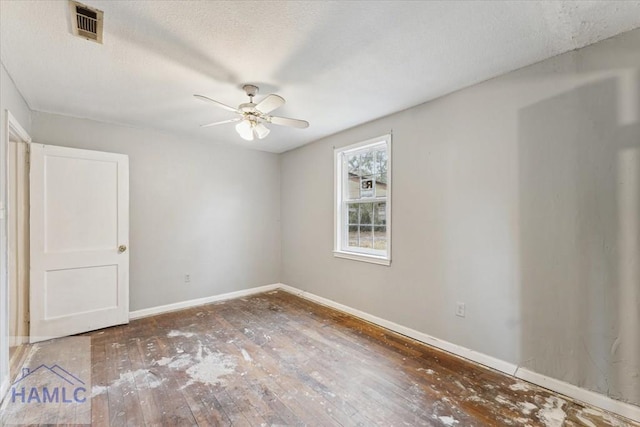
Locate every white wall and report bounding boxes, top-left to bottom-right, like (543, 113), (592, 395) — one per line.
(281, 29), (640, 406)
(0, 62), (32, 396)
(30, 112), (281, 312)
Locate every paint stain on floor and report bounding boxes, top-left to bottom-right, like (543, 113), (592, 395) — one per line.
(21, 291), (638, 426)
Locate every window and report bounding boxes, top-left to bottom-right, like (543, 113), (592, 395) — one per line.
(334, 134), (391, 265)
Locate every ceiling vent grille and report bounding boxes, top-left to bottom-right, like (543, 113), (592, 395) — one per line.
(70, 1), (103, 43)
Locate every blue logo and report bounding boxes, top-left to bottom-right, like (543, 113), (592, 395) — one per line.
(11, 365), (87, 404)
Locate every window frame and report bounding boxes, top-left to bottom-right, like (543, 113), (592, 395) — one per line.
(334, 134), (392, 266)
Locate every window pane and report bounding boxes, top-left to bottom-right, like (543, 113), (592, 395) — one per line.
(359, 225), (373, 248)
(360, 176), (375, 198)
(348, 204), (359, 224)
(361, 152), (375, 175)
(375, 175), (387, 197)
(374, 225), (387, 250)
(347, 174), (360, 199)
(359, 203), (373, 224)
(374, 202), (386, 225)
(348, 154), (361, 176)
(376, 150), (388, 175)
(348, 225), (358, 246)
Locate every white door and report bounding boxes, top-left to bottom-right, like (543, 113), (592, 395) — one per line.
(30, 144), (129, 342)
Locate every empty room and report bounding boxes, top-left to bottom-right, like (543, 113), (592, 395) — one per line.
(1, 1), (639, 425)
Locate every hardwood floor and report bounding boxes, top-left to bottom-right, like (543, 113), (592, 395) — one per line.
(2, 290), (639, 426)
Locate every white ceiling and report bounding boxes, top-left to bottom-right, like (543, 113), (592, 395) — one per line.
(1, 1), (639, 153)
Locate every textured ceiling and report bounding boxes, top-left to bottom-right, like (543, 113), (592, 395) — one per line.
(1, 1), (639, 153)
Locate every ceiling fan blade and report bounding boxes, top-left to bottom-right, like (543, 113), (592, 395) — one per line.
(255, 94), (285, 114)
(194, 94), (241, 114)
(200, 117), (242, 128)
(269, 116), (309, 129)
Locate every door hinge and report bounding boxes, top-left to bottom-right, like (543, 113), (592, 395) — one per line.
(25, 143), (30, 164)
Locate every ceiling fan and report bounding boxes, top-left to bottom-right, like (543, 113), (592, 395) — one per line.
(195, 84), (309, 141)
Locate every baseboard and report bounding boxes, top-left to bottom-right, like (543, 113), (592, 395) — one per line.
(277, 283), (640, 423)
(277, 284), (517, 375)
(126, 282), (639, 422)
(129, 284), (280, 320)
(515, 368), (640, 422)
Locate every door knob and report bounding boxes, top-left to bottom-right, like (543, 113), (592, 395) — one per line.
(118, 245), (127, 253)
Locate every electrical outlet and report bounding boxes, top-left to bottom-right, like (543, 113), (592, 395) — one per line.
(184, 274), (191, 283)
(456, 302), (466, 318)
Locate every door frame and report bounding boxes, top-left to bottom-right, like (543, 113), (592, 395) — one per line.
(1, 110), (31, 399)
(7, 116), (30, 346)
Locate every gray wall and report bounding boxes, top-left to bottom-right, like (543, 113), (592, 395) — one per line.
(30, 112), (281, 311)
(0, 63), (32, 393)
(3, 27), (639, 408)
(281, 29), (640, 405)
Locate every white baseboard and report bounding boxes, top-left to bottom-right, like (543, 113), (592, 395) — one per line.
(277, 284), (517, 375)
(129, 284), (280, 320)
(277, 283), (640, 423)
(515, 368), (640, 422)
(127, 282), (640, 423)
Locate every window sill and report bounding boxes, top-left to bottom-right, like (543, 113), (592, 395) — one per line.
(333, 250), (391, 266)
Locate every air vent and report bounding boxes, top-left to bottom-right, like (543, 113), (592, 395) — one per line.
(70, 1), (103, 43)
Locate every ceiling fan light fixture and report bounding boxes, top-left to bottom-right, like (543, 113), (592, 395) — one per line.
(236, 119), (254, 141)
(254, 122), (270, 139)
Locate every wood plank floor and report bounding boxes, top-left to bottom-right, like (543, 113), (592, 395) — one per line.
(3, 290), (639, 426)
